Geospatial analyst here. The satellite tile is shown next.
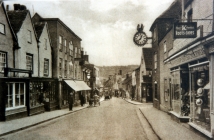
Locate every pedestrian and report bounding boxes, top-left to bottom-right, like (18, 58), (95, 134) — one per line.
(69, 91), (74, 111)
(80, 92), (84, 106)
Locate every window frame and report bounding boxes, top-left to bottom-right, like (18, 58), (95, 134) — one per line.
(6, 82), (26, 110)
(0, 51), (7, 73)
(64, 39), (67, 53)
(27, 30), (32, 44)
(59, 58), (62, 77)
(64, 60), (67, 78)
(154, 52), (157, 70)
(26, 54), (33, 72)
(44, 58), (49, 76)
(0, 23), (5, 35)
(69, 41), (73, 56)
(59, 36), (63, 51)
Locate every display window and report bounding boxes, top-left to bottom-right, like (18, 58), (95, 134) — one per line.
(171, 70), (181, 114)
(170, 67), (190, 116)
(189, 63), (210, 132)
(6, 83), (26, 110)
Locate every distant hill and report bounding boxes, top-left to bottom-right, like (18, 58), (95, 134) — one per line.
(97, 65), (139, 81)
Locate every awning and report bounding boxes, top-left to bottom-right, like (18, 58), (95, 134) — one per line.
(64, 80), (91, 91)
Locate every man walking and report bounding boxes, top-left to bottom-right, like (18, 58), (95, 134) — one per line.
(69, 91), (74, 111)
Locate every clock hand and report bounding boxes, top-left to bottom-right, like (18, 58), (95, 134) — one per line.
(139, 35), (142, 40)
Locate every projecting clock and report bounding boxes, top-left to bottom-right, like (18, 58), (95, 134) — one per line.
(133, 32), (148, 46)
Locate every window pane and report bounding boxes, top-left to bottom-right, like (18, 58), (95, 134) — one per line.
(26, 55), (33, 70)
(0, 23), (5, 34)
(15, 83), (20, 106)
(0, 52), (6, 72)
(6, 83), (13, 108)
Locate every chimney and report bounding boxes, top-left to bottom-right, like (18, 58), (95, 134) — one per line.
(14, 4), (20, 10)
(20, 5), (27, 10)
(6, 5), (9, 11)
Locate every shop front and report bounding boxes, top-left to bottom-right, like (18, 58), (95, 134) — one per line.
(166, 44), (207, 122)
(64, 80), (91, 107)
(165, 40), (214, 138)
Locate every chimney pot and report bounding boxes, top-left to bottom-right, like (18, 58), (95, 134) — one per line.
(6, 5), (9, 11)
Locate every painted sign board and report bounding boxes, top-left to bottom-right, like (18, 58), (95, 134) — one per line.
(174, 22), (197, 38)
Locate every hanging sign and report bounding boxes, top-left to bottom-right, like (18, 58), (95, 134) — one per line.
(174, 22), (197, 38)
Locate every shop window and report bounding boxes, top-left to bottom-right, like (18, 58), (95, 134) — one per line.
(0, 23), (5, 34)
(59, 36), (62, 51)
(0, 52), (6, 73)
(190, 63), (210, 132)
(29, 82), (44, 107)
(44, 59), (49, 76)
(26, 54), (33, 71)
(6, 83), (25, 110)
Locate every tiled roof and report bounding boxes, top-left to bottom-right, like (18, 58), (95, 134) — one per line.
(150, 0), (181, 30)
(34, 22), (45, 39)
(7, 10), (28, 34)
(157, 0), (181, 19)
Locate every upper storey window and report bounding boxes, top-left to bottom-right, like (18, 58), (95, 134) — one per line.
(27, 30), (32, 43)
(69, 41), (73, 56)
(59, 36), (62, 51)
(0, 23), (5, 34)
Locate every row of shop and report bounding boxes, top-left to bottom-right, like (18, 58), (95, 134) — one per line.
(0, 77), (91, 121)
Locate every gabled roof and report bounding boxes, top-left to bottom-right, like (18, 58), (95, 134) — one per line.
(34, 22), (45, 39)
(150, 0), (181, 31)
(7, 10), (28, 34)
(0, 2), (17, 42)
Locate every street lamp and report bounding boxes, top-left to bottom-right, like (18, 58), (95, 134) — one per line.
(87, 73), (90, 80)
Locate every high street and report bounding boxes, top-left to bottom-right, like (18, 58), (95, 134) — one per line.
(0, 98), (158, 140)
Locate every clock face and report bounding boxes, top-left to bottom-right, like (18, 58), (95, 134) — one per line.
(133, 32), (147, 46)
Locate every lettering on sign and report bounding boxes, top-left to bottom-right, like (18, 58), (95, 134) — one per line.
(170, 45), (206, 67)
(174, 22), (197, 38)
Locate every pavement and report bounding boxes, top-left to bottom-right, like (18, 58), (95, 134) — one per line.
(124, 98), (209, 140)
(0, 97), (104, 137)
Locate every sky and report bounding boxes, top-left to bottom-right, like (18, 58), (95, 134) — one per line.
(3, 0), (174, 66)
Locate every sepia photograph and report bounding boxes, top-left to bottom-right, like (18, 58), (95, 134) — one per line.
(0, 0), (213, 139)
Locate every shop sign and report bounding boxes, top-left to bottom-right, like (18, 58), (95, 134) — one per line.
(174, 22), (197, 38)
(170, 45), (206, 67)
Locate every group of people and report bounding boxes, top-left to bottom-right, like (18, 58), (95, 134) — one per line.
(68, 90), (100, 111)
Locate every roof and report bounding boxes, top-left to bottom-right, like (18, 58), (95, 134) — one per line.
(33, 22), (45, 39)
(150, 0), (181, 31)
(33, 13), (82, 41)
(7, 10), (28, 34)
(0, 2), (17, 42)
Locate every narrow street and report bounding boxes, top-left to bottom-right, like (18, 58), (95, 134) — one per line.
(1, 98), (158, 140)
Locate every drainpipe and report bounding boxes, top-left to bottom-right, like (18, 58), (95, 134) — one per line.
(38, 41), (40, 77)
